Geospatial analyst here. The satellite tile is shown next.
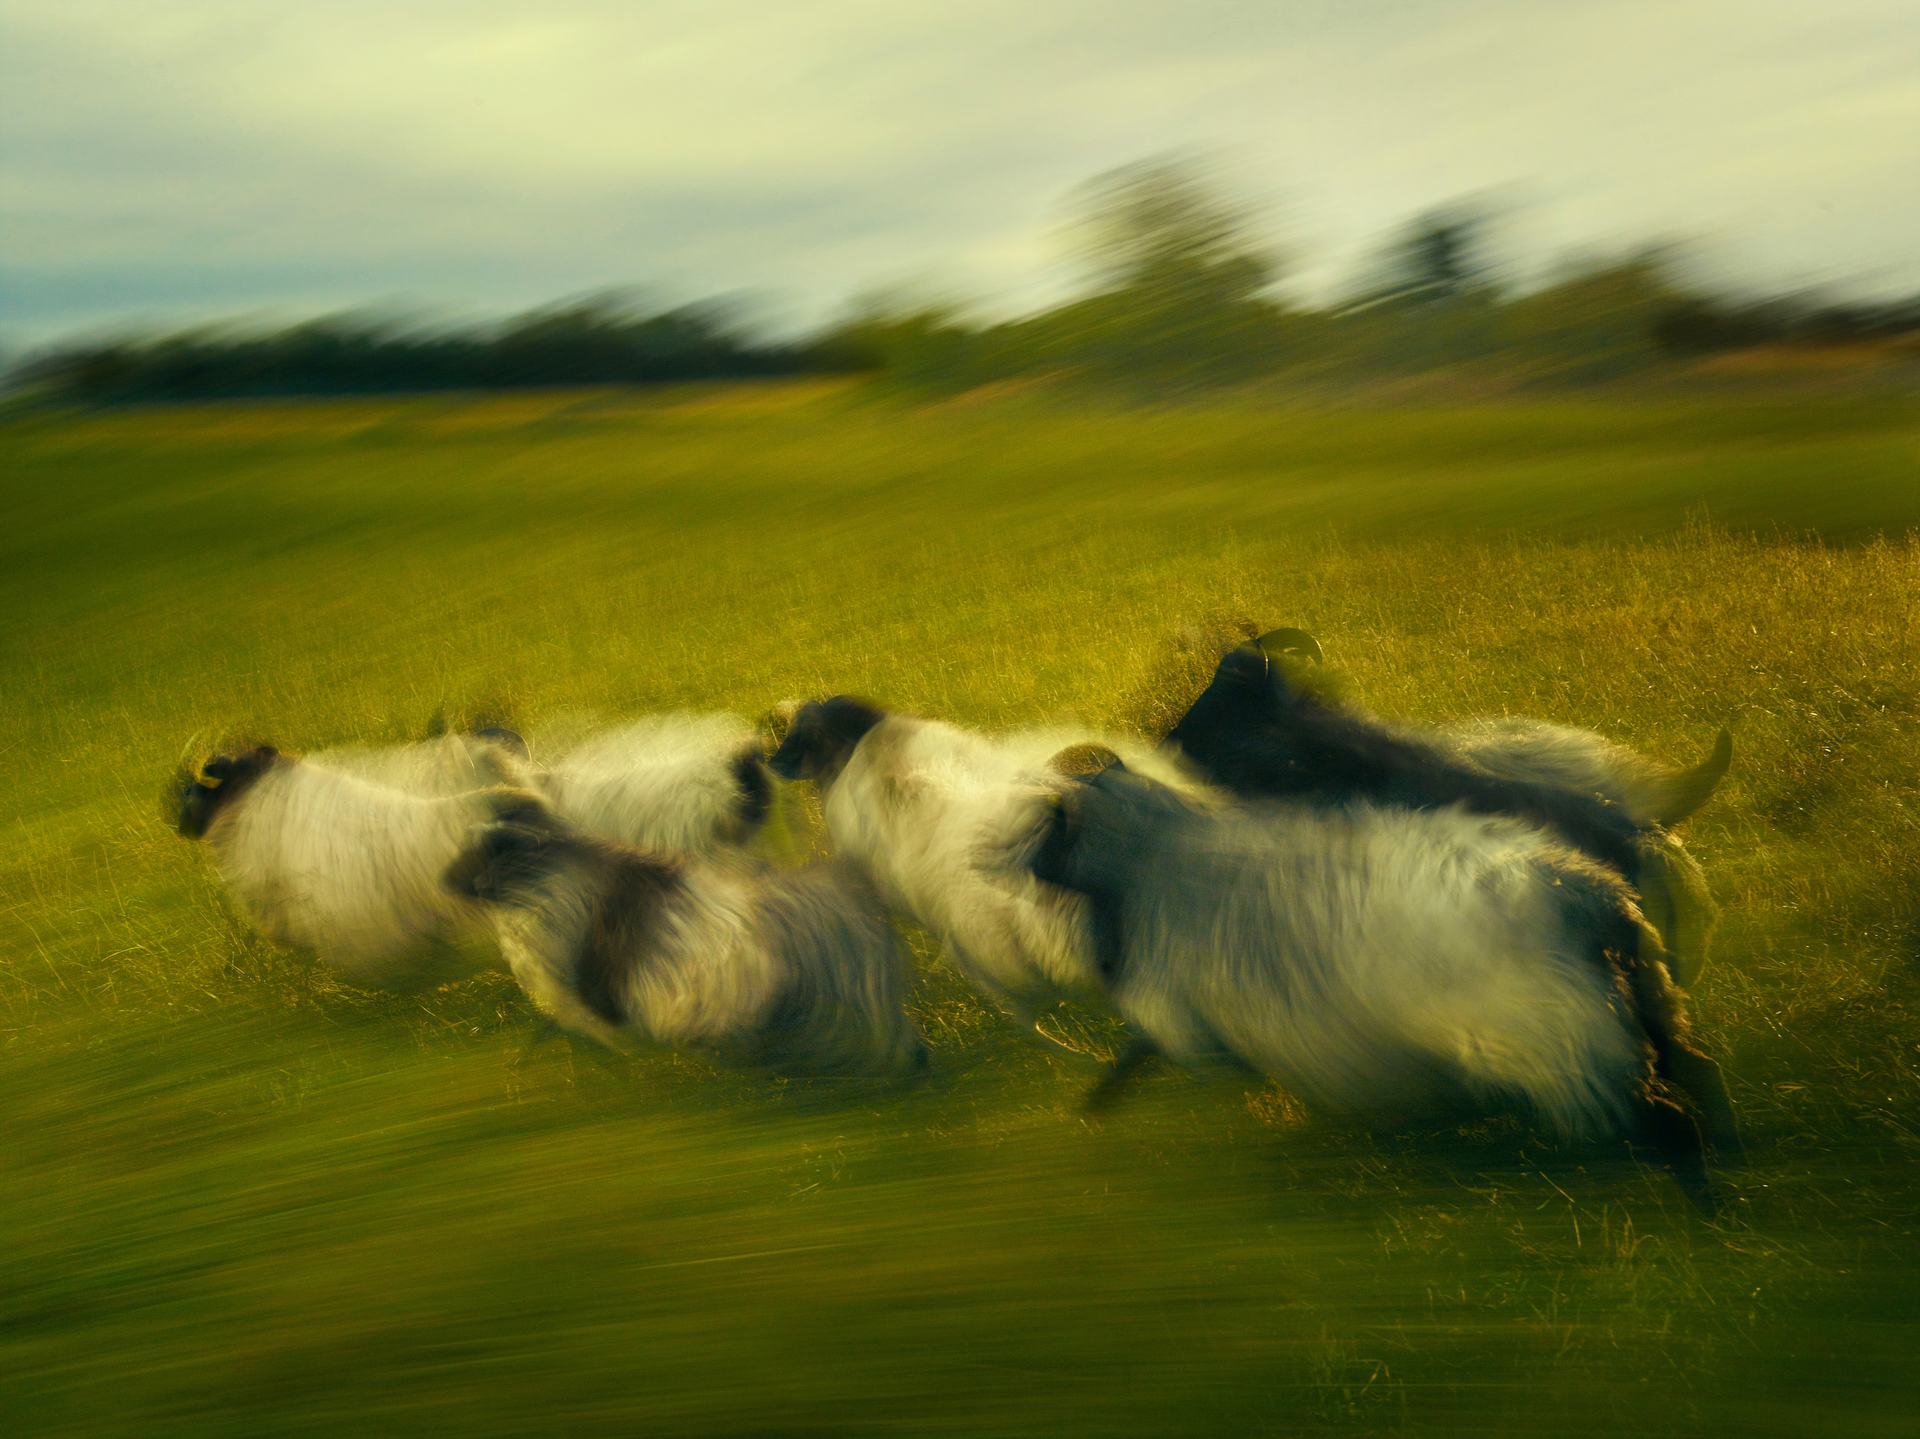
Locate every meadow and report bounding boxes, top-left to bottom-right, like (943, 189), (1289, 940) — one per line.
(2, 380), (1917, 1437)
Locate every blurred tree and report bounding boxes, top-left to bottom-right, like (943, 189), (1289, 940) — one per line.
(1070, 156), (1278, 307)
(802, 290), (1013, 396)
(1053, 155), (1292, 395)
(1354, 204), (1499, 309)
(1328, 201), (1506, 375)
(1500, 247), (1682, 382)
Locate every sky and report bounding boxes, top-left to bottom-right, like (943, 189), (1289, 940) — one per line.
(3, 0), (1916, 350)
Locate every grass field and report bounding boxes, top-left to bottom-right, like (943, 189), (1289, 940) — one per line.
(4, 381), (1918, 1437)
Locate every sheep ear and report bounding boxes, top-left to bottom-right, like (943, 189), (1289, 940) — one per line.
(1254, 628), (1324, 665)
(481, 823), (547, 859)
(472, 727), (529, 760)
(485, 790), (552, 828)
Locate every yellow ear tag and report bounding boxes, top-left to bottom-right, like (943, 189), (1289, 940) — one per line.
(194, 763), (223, 789)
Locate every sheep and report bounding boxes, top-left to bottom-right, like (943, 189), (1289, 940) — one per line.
(305, 729), (532, 798)
(313, 714), (774, 856)
(765, 697), (1200, 1057)
(175, 746), (547, 990)
(532, 712), (774, 855)
(442, 798), (929, 1077)
(1163, 630), (1730, 982)
(1007, 763), (1739, 1210)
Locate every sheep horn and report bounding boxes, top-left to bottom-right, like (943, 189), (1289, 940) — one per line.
(1648, 728), (1733, 826)
(1046, 743), (1125, 778)
(1254, 628), (1325, 665)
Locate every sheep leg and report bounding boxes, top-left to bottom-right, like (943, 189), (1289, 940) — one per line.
(1662, 1041), (1744, 1162)
(1082, 1036), (1162, 1114)
(514, 1015), (568, 1059)
(943, 948), (1089, 1060)
(1014, 1008), (1097, 1060)
(1632, 1093), (1719, 1216)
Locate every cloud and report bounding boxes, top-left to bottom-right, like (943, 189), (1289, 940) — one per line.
(3, 0), (1915, 346)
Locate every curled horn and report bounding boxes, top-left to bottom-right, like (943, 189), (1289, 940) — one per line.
(1046, 743), (1126, 778)
(1650, 728), (1734, 826)
(1253, 628), (1325, 667)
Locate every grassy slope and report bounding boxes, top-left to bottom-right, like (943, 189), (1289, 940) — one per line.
(3, 383), (1918, 1437)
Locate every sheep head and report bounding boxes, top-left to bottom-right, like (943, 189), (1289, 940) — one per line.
(174, 746), (281, 839)
(765, 695), (888, 787)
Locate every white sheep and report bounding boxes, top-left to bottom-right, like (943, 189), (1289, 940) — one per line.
(314, 714), (772, 857)
(176, 746), (544, 990)
(532, 712), (772, 854)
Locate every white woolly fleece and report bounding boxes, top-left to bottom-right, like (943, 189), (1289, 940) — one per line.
(820, 716), (1195, 1032)
(1092, 799), (1653, 1140)
(536, 712), (763, 854)
(203, 758), (512, 989)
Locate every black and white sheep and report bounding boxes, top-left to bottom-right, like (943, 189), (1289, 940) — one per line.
(442, 798), (928, 1077)
(1009, 764), (1739, 1209)
(176, 746), (546, 990)
(1164, 631), (1730, 982)
(765, 697), (1201, 1055)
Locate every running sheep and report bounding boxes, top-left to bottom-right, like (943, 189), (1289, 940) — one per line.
(1007, 763), (1740, 1210)
(176, 746), (547, 990)
(531, 712), (774, 854)
(442, 797), (928, 1077)
(765, 696), (1199, 1056)
(1164, 630), (1730, 982)
(314, 713), (773, 856)
(178, 716), (776, 993)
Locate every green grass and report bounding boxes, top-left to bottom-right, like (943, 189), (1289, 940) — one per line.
(4, 383), (1918, 1437)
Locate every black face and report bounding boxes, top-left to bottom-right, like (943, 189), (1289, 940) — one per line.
(728, 749), (774, 834)
(1162, 631), (1325, 762)
(765, 696), (888, 783)
(1164, 643), (1288, 759)
(1023, 769), (1192, 988)
(1026, 794), (1084, 894)
(443, 824), (562, 906)
(175, 747), (279, 839)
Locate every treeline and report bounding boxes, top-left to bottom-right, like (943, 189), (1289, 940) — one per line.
(6, 295), (817, 405)
(10, 160), (1919, 405)
(814, 169), (1920, 399)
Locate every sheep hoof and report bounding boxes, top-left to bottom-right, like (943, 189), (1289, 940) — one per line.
(1081, 1038), (1162, 1115)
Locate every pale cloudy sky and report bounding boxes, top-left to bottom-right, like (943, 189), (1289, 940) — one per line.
(3, 0), (1915, 348)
